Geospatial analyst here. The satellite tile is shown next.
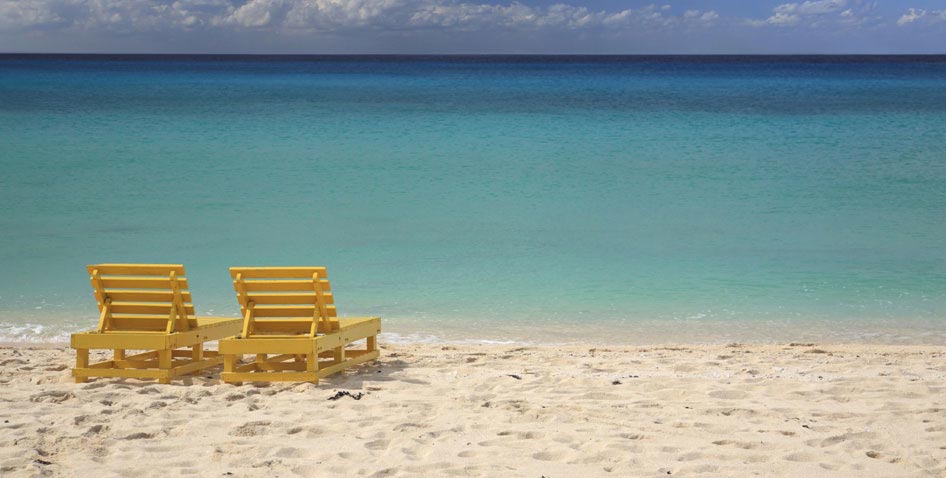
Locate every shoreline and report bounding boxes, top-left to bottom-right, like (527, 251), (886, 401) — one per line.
(2, 342), (945, 477)
(3, 314), (946, 347)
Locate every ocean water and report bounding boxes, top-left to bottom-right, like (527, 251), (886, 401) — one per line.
(1, 55), (945, 344)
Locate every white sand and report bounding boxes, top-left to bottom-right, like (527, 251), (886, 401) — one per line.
(2, 343), (945, 477)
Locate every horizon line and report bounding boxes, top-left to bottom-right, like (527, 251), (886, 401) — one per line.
(3, 52), (946, 57)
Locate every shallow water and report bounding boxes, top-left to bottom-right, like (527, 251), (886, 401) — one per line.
(2, 55), (945, 343)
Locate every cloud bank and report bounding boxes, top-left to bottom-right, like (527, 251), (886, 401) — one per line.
(0, 0), (943, 53)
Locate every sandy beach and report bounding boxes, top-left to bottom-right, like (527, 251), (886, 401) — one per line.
(2, 342), (945, 477)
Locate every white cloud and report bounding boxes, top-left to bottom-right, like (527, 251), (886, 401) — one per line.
(0, 0), (700, 34)
(767, 11), (799, 26)
(795, 0), (845, 15)
(898, 8), (924, 26)
(683, 9), (718, 23)
(0, 0), (719, 32)
(897, 8), (946, 26)
(755, 0), (852, 27)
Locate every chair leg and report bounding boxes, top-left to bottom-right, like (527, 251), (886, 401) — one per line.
(158, 350), (172, 384)
(367, 336), (378, 352)
(333, 346), (345, 365)
(224, 354), (241, 386)
(306, 353), (319, 384)
(75, 348), (89, 384)
(256, 353), (267, 363)
(192, 343), (203, 361)
(114, 349), (126, 360)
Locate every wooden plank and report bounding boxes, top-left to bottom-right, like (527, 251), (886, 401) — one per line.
(109, 302), (194, 315)
(166, 320), (242, 348)
(338, 318), (382, 343)
(238, 279), (331, 292)
(219, 337), (314, 355)
(158, 350), (172, 384)
(110, 314), (189, 320)
(262, 353), (296, 363)
(100, 277), (188, 289)
(242, 292), (334, 305)
(312, 273), (329, 335)
(316, 350), (379, 378)
(224, 353), (240, 376)
(109, 317), (174, 331)
(171, 356), (223, 376)
(252, 362), (307, 371)
(109, 359), (159, 369)
(86, 360), (118, 369)
(90, 269), (107, 312)
(314, 333), (344, 352)
(249, 319), (320, 334)
(71, 332), (169, 350)
(252, 305), (336, 318)
(104, 290), (192, 302)
(74, 349), (89, 383)
(73, 367), (168, 379)
(170, 270), (191, 332)
(230, 267), (327, 279)
(95, 300), (111, 333)
(87, 264), (186, 276)
(233, 363), (258, 373)
(126, 350), (159, 361)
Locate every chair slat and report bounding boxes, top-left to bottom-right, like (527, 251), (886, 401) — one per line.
(230, 267), (327, 279)
(108, 317), (171, 331)
(110, 302), (195, 315)
(99, 277), (189, 289)
(87, 264), (186, 276)
(243, 292), (334, 305)
(103, 290), (193, 302)
(250, 305), (337, 318)
(250, 319), (316, 334)
(237, 279), (332, 292)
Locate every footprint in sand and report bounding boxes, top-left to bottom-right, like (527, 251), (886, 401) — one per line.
(712, 439), (757, 449)
(708, 390), (748, 400)
(393, 423), (427, 432)
(274, 447), (305, 458)
(532, 450), (564, 461)
(784, 451), (818, 462)
(230, 421), (270, 437)
(365, 439), (391, 451)
(29, 390), (74, 403)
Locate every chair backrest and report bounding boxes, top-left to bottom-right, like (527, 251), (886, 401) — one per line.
(87, 264), (194, 333)
(229, 267), (336, 338)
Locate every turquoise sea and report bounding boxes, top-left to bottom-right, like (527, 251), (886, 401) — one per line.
(1, 55), (945, 344)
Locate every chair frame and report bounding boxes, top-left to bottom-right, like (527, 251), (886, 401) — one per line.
(71, 264), (242, 384)
(219, 267), (381, 384)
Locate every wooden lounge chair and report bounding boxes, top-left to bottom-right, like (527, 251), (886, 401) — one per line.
(219, 267), (381, 384)
(71, 264), (243, 384)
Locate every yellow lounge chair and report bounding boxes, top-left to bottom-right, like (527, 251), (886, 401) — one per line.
(219, 267), (381, 384)
(71, 264), (243, 384)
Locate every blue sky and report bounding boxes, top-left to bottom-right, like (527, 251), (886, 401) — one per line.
(1, 0), (945, 53)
